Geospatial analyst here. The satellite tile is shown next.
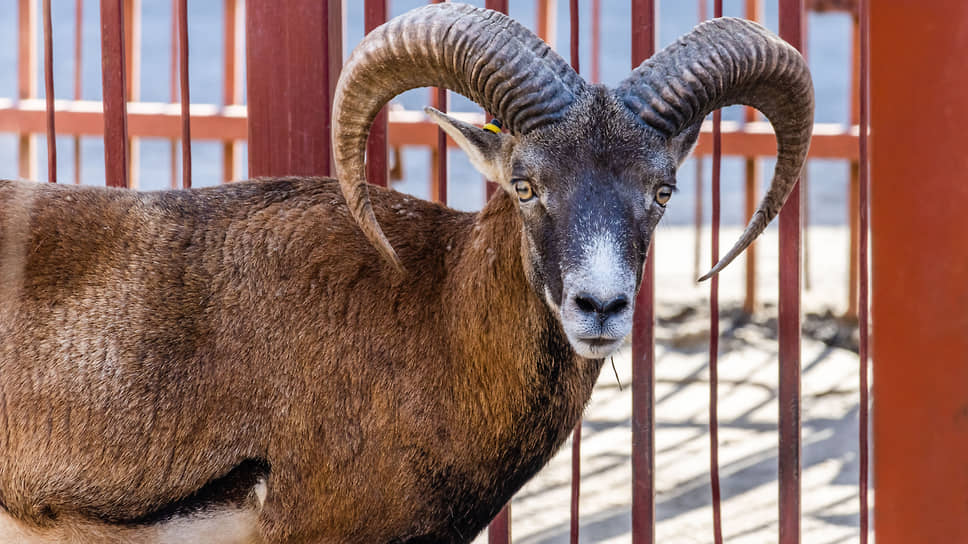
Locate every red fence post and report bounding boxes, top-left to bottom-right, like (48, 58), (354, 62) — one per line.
(856, 0), (870, 540)
(846, 15), (861, 320)
(535, 0), (554, 47)
(168, 0), (178, 188)
(177, 0), (191, 188)
(871, 3), (968, 543)
(365, 0), (389, 188)
(222, 0), (241, 182)
(693, 1), (706, 282)
(482, 0), (508, 203)
(19, 0), (37, 181)
(123, 0), (140, 187)
(432, 87), (447, 203)
(630, 2), (656, 544)
(486, 1), (510, 541)
(42, 0), (56, 183)
(431, 0), (448, 204)
(743, 0), (764, 314)
(777, 1), (804, 543)
(709, 0), (725, 537)
(100, 0), (130, 188)
(568, 2), (581, 542)
(245, 0), (341, 178)
(73, 0), (83, 184)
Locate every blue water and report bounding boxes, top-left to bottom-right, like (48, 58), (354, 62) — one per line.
(0, 0), (853, 225)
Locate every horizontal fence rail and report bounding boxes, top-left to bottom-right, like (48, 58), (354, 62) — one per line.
(0, 101), (862, 158)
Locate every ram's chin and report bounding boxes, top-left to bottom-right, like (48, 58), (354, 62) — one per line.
(573, 337), (624, 359)
(557, 312), (631, 360)
(560, 327), (626, 359)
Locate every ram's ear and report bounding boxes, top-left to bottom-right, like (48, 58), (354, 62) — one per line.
(425, 107), (507, 182)
(668, 120), (703, 166)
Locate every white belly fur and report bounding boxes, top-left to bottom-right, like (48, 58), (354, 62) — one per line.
(0, 505), (264, 544)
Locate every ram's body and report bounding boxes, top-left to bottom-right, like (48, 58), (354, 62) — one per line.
(0, 178), (598, 542)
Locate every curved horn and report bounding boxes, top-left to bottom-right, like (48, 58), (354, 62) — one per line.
(333, 3), (585, 272)
(614, 17), (814, 280)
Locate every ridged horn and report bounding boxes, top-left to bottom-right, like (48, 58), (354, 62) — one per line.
(614, 17), (814, 281)
(333, 3), (585, 272)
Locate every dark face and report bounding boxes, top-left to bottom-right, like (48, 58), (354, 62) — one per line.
(510, 113), (681, 358)
(429, 87), (698, 359)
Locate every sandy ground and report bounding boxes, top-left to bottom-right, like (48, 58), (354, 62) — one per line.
(473, 226), (872, 544)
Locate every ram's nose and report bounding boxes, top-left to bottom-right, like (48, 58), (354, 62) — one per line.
(573, 292), (629, 321)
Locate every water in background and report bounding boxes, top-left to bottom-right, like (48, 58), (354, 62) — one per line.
(0, 0), (853, 225)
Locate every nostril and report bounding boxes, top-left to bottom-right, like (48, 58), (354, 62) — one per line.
(601, 295), (628, 316)
(574, 293), (604, 314)
(573, 293), (628, 317)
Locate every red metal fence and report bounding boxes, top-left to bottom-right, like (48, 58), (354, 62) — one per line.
(5, 0), (928, 541)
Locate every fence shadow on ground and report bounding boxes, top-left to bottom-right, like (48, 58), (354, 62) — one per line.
(506, 305), (865, 544)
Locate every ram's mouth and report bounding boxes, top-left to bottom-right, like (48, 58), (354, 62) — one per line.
(580, 337), (619, 347)
(573, 336), (624, 359)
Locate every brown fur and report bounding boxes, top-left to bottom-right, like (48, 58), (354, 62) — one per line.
(0, 177), (602, 543)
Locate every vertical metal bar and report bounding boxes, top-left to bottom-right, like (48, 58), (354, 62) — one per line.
(631, 248), (656, 544)
(800, 11), (813, 296)
(743, 0), (763, 314)
(73, 0), (83, 184)
(326, 0), (342, 177)
(124, 0), (140, 100)
(570, 424), (581, 544)
(484, 176), (499, 201)
(693, 0), (706, 282)
(365, 0), (389, 188)
(777, 1), (804, 543)
(124, 0), (140, 187)
(483, 0), (509, 204)
(434, 86), (448, 203)
(590, 0), (600, 84)
(488, 508), (511, 544)
(569, 0), (579, 72)
(694, 159), (704, 280)
(177, 0), (191, 188)
(709, 128), (725, 539)
(872, 3), (968, 542)
(708, 0), (724, 538)
(222, 0), (240, 182)
(846, 182), (859, 312)
(246, 0), (339, 178)
(536, 0), (555, 47)
(846, 15), (860, 320)
(856, 0), (869, 541)
(630, 2), (655, 543)
(43, 0), (57, 183)
(568, 2), (581, 541)
(801, 10), (811, 295)
(169, 0), (178, 189)
(483, 3), (509, 539)
(100, 0), (130, 188)
(801, 171), (810, 291)
(430, 0), (447, 204)
(18, 0), (37, 181)
(742, 161), (759, 313)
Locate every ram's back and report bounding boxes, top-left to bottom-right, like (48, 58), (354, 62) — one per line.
(0, 177), (457, 528)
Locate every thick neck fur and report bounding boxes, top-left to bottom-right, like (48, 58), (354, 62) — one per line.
(445, 190), (601, 441)
(373, 187), (604, 541)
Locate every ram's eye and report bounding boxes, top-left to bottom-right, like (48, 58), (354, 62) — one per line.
(655, 185), (674, 206)
(513, 180), (535, 202)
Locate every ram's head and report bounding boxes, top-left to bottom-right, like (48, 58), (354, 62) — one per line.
(333, 3), (813, 359)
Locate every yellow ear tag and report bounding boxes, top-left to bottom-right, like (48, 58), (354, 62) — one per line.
(482, 119), (503, 134)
